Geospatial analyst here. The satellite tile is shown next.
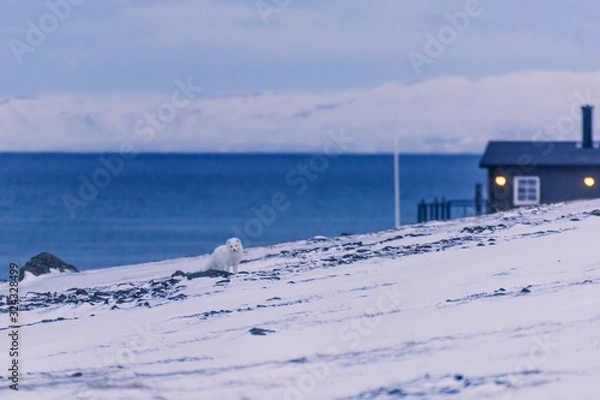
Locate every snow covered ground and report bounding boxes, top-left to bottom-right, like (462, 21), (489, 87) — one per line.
(2, 199), (600, 399)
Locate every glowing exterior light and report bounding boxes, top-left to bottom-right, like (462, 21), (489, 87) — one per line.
(495, 176), (507, 186)
(584, 177), (595, 187)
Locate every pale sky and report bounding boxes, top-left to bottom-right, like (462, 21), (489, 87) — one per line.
(2, 0), (600, 153)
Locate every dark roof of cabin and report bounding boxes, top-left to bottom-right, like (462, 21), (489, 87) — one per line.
(480, 141), (600, 167)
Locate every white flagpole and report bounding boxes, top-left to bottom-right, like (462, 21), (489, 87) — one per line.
(394, 137), (400, 229)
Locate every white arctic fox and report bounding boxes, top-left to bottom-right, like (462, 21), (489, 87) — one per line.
(206, 237), (243, 274)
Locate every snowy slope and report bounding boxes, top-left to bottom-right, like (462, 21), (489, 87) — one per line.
(2, 200), (600, 399)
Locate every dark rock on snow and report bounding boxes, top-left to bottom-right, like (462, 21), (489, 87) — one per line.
(171, 270), (187, 278)
(187, 269), (231, 280)
(67, 288), (88, 296)
(249, 327), (276, 336)
(19, 252), (79, 281)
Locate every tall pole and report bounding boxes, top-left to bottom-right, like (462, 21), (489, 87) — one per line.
(394, 137), (400, 229)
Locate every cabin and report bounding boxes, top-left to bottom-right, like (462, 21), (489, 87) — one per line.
(480, 105), (600, 213)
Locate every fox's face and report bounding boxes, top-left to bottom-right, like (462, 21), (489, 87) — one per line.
(226, 238), (242, 252)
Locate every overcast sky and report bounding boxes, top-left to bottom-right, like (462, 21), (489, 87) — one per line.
(2, 0), (600, 153)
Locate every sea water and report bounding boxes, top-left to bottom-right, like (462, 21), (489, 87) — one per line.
(0, 153), (486, 271)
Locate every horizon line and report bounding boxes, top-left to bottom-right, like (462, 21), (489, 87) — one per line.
(0, 150), (484, 157)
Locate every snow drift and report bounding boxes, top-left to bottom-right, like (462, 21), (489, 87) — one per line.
(2, 200), (600, 399)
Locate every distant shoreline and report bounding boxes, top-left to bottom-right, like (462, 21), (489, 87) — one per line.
(0, 151), (482, 157)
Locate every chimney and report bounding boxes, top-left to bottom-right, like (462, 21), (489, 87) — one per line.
(582, 105), (594, 149)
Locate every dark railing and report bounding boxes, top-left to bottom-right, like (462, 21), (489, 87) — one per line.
(417, 183), (488, 223)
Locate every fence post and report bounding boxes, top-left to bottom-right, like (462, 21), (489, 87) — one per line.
(441, 197), (446, 220)
(475, 183), (483, 215)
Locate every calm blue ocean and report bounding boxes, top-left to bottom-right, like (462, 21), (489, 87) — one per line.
(0, 153), (486, 272)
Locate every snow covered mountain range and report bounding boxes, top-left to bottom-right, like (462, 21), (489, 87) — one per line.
(2, 200), (600, 399)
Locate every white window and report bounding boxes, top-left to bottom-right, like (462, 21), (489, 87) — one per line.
(513, 176), (540, 206)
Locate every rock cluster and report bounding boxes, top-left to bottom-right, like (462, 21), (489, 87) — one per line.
(19, 252), (79, 281)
